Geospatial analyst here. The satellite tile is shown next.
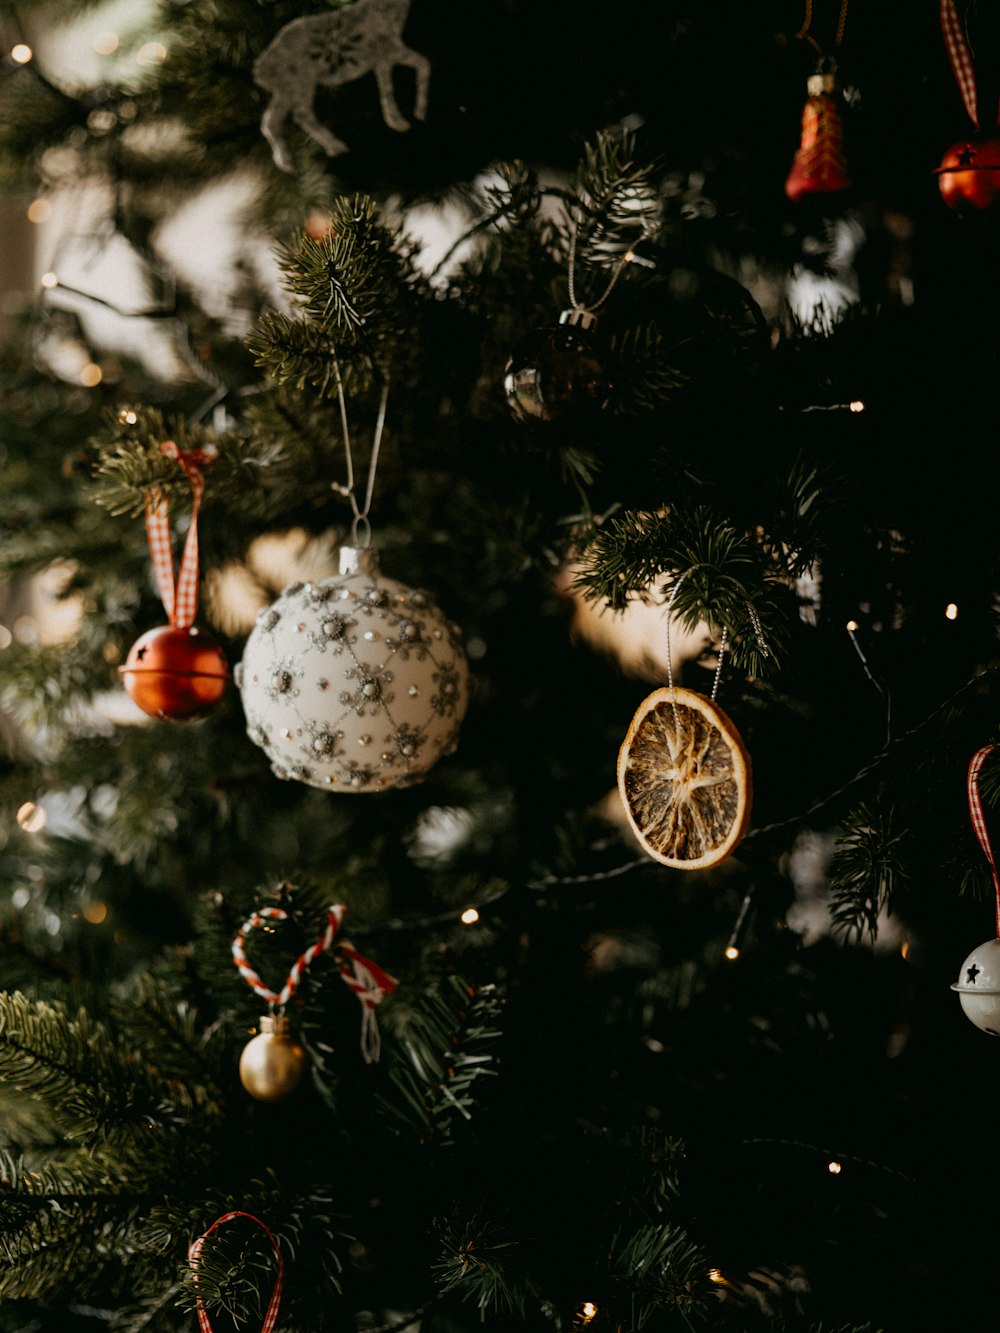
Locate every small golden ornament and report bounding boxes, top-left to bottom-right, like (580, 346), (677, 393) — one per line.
(239, 1014), (308, 1101)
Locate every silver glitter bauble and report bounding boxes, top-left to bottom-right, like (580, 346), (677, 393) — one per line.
(237, 547), (469, 792)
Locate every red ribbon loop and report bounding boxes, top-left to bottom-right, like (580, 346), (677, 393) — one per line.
(941, 0), (983, 129)
(144, 440), (215, 629)
(968, 745), (1000, 937)
(232, 902), (397, 1062)
(188, 1211), (283, 1333)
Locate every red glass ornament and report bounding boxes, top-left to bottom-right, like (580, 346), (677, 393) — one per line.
(120, 625), (230, 720)
(785, 73), (852, 202)
(936, 135), (1000, 215)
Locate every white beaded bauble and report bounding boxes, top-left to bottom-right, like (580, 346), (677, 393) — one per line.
(952, 937), (1000, 1035)
(237, 547), (469, 792)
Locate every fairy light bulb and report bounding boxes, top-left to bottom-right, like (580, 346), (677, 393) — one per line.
(118, 408), (138, 425)
(79, 363), (103, 387)
(945, 603), (958, 620)
(26, 199), (51, 224)
(16, 802), (46, 832)
(724, 945), (739, 960)
(82, 901), (108, 924)
(136, 41), (167, 66)
(460, 907), (480, 925)
(845, 619), (859, 633)
(40, 272), (58, 289)
(828, 1161), (842, 1175)
(849, 400), (865, 413)
(707, 1269), (725, 1284)
(11, 43), (32, 64)
(578, 1303), (598, 1324)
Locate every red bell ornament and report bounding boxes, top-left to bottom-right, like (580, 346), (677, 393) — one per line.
(785, 72), (852, 202)
(121, 624), (230, 720)
(936, 136), (1000, 215)
(121, 440), (228, 720)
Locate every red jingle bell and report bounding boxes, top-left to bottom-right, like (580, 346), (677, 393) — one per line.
(120, 624), (230, 720)
(936, 135), (1000, 215)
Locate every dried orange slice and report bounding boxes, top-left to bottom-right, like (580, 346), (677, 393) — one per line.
(617, 686), (752, 870)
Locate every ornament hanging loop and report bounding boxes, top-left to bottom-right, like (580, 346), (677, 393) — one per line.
(144, 441), (216, 629)
(967, 745), (1000, 938)
(331, 358), (389, 550)
(232, 900), (397, 1061)
(189, 1211), (284, 1333)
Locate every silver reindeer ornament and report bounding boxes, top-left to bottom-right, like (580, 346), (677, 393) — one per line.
(253, 0), (431, 173)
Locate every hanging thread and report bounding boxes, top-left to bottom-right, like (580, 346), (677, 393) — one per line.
(662, 571), (771, 726)
(795, 0), (850, 56)
(330, 356), (390, 549)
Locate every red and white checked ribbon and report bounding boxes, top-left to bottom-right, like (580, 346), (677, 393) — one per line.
(188, 1210), (283, 1333)
(940, 0), (993, 130)
(145, 440), (215, 629)
(232, 903), (397, 1063)
(968, 745), (1000, 937)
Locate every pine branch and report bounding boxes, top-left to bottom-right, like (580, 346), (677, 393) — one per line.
(607, 322), (687, 414)
(569, 129), (662, 281)
(433, 1214), (538, 1316)
(608, 1221), (710, 1329)
(829, 802), (911, 943)
(378, 975), (502, 1145)
(0, 992), (213, 1150)
(110, 975), (226, 1099)
(573, 506), (787, 674)
(248, 195), (421, 398)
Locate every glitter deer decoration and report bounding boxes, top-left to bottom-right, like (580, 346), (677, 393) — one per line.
(253, 0), (431, 173)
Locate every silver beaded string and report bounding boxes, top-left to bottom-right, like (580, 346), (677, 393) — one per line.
(663, 573), (772, 722)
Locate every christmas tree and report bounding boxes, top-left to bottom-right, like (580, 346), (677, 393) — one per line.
(2, 1), (1000, 1330)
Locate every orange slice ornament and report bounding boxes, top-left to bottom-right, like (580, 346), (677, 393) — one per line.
(617, 686), (752, 870)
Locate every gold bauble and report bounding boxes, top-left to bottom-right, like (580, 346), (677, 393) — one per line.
(239, 1014), (308, 1101)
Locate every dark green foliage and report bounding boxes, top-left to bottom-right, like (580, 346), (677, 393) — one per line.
(4, 3), (1000, 1328)
(829, 804), (911, 943)
(433, 1215), (538, 1317)
(573, 505), (788, 675)
(378, 975), (502, 1145)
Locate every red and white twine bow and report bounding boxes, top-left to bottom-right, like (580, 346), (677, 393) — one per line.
(968, 746), (1000, 938)
(940, 0), (999, 130)
(188, 1211), (283, 1333)
(232, 903), (397, 1063)
(145, 440), (215, 629)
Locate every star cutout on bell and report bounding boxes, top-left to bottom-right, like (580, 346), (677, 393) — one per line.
(957, 144), (977, 167)
(967, 963), (982, 984)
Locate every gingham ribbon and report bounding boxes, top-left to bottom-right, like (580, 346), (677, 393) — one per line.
(940, 0), (983, 129)
(968, 745), (1000, 937)
(232, 903), (397, 1062)
(145, 441), (215, 629)
(188, 1210), (283, 1333)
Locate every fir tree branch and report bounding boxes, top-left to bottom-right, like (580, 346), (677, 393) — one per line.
(573, 505), (786, 674)
(378, 976), (502, 1145)
(829, 802), (911, 942)
(433, 1215), (539, 1317)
